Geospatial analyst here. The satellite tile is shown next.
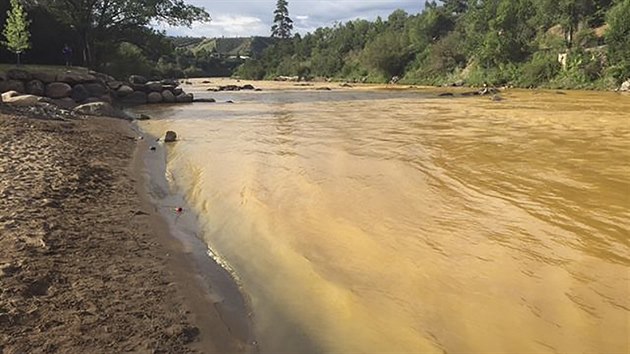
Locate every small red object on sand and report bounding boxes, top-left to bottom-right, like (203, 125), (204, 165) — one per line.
(175, 207), (183, 213)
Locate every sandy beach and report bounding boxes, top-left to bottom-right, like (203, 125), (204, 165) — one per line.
(0, 105), (250, 353)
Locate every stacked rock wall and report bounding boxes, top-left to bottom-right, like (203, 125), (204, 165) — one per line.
(0, 69), (193, 108)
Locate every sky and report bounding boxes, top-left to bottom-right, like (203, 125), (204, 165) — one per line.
(158, 0), (424, 38)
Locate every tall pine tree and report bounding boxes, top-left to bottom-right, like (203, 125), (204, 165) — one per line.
(2, 0), (31, 65)
(271, 0), (293, 39)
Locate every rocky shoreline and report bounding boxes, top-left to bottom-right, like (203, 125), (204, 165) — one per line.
(0, 69), (195, 118)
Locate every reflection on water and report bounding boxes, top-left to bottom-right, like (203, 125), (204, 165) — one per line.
(138, 88), (630, 354)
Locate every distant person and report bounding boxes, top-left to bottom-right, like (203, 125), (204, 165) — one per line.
(62, 44), (73, 67)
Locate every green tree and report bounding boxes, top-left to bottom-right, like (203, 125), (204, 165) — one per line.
(2, 0), (31, 65)
(606, 0), (630, 82)
(271, 0), (293, 38)
(362, 31), (413, 78)
(42, 0), (209, 66)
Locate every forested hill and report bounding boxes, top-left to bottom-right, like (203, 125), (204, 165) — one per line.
(238, 0), (630, 89)
(169, 36), (273, 58)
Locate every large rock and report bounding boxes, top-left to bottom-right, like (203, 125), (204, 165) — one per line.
(161, 79), (178, 86)
(173, 87), (183, 96)
(72, 102), (118, 117)
(121, 91), (147, 104)
(176, 93), (193, 103)
(84, 82), (108, 97)
(7, 69), (32, 81)
(0, 80), (25, 93)
(117, 85), (134, 97)
(1, 91), (49, 106)
(146, 81), (163, 92)
(56, 72), (96, 84)
(45, 82), (72, 99)
(621, 79), (630, 92)
(107, 80), (123, 90)
(164, 131), (177, 142)
(89, 71), (115, 83)
(71, 84), (90, 102)
(51, 97), (78, 110)
(26, 80), (45, 96)
(31, 72), (57, 83)
(129, 75), (148, 85)
(147, 91), (163, 103)
(162, 90), (176, 103)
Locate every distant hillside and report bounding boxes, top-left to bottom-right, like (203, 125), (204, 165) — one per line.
(169, 36), (274, 57)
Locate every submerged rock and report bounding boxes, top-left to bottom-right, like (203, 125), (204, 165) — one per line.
(164, 131), (177, 142)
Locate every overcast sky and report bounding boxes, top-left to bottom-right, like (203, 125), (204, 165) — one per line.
(158, 0), (424, 38)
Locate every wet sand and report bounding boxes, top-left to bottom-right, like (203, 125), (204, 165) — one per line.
(0, 107), (250, 353)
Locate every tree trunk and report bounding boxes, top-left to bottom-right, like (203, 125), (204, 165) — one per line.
(16, 52), (21, 66)
(81, 30), (92, 67)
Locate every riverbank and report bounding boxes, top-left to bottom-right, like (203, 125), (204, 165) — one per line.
(0, 106), (251, 353)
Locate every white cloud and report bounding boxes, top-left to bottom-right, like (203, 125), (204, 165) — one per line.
(160, 0), (423, 37)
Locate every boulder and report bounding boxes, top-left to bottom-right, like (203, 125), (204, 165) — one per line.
(136, 114), (151, 121)
(25, 80), (45, 96)
(72, 102), (118, 117)
(71, 84), (90, 102)
(0, 80), (25, 93)
(98, 95), (113, 104)
(45, 82), (72, 99)
(89, 71), (115, 82)
(173, 87), (183, 96)
(162, 90), (176, 103)
(161, 79), (179, 86)
(56, 72), (96, 84)
(84, 82), (108, 97)
(129, 75), (148, 85)
(2, 93), (47, 106)
(7, 69), (32, 81)
(620, 79), (630, 92)
(193, 98), (216, 103)
(146, 81), (163, 92)
(32, 72), (58, 83)
(117, 85), (134, 97)
(242, 84), (255, 90)
(164, 131), (177, 142)
(131, 83), (147, 92)
(107, 80), (123, 90)
(51, 97), (78, 110)
(121, 91), (147, 104)
(162, 84), (176, 92)
(147, 92), (163, 103)
(176, 93), (193, 103)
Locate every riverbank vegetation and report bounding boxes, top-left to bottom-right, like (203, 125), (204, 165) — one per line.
(238, 0), (630, 89)
(1, 0), (628, 89)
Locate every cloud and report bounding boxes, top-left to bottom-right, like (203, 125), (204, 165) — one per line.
(159, 0), (423, 37)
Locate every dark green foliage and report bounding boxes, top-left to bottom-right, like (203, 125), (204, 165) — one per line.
(519, 52), (562, 87)
(606, 0), (630, 82)
(237, 0), (623, 88)
(362, 31), (413, 78)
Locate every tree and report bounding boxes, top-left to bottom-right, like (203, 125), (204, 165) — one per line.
(606, 0), (630, 82)
(271, 0), (293, 38)
(2, 0), (31, 65)
(41, 0), (210, 67)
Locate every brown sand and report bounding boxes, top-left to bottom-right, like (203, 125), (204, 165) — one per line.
(0, 108), (249, 353)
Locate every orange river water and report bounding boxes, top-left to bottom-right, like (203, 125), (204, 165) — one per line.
(136, 84), (629, 354)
